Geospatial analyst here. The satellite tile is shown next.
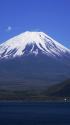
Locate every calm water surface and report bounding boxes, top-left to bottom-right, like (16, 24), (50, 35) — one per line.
(0, 102), (70, 125)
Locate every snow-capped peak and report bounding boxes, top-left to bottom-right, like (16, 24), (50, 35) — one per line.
(0, 31), (70, 58)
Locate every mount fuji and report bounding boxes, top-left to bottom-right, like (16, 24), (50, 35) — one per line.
(0, 31), (70, 88)
(0, 31), (70, 59)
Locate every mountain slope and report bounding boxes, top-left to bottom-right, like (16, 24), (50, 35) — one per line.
(44, 78), (70, 97)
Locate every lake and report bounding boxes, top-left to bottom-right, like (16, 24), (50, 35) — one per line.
(0, 102), (70, 125)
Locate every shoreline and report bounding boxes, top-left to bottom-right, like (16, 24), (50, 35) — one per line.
(0, 100), (69, 103)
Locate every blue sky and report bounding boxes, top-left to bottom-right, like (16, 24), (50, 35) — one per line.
(0, 0), (70, 48)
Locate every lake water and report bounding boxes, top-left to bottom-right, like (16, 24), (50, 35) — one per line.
(0, 102), (70, 125)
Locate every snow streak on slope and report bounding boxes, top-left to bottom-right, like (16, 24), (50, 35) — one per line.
(0, 31), (70, 58)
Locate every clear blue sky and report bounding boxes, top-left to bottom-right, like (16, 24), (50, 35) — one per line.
(0, 0), (70, 48)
